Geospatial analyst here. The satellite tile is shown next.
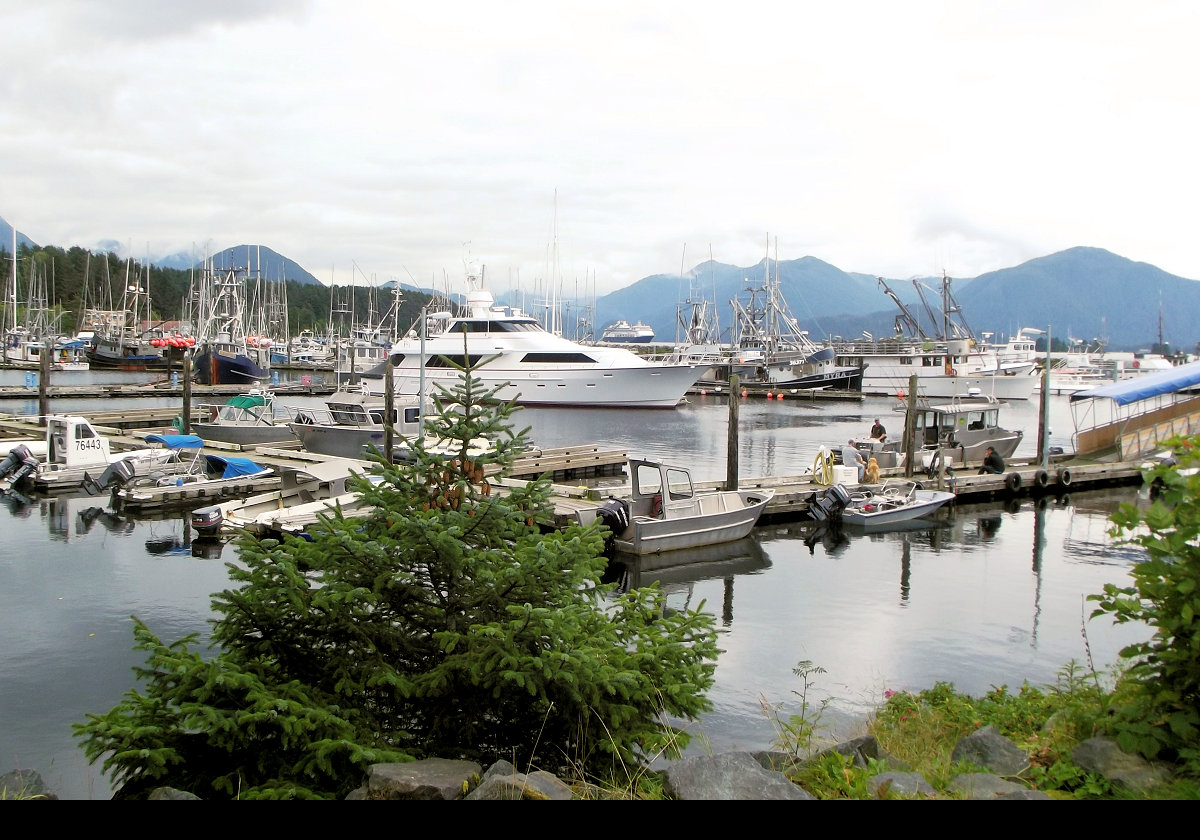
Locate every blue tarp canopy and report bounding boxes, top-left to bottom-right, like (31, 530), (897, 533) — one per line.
(1070, 360), (1200, 406)
(145, 433), (205, 449)
(205, 455), (269, 479)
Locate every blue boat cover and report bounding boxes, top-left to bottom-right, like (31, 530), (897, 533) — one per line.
(205, 455), (270, 478)
(146, 433), (205, 449)
(1070, 360), (1200, 406)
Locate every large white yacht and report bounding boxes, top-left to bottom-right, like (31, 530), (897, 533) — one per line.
(363, 264), (704, 409)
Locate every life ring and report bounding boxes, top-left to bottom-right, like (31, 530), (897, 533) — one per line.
(1034, 470), (1050, 488)
(1058, 468), (1073, 486)
(1005, 472), (1022, 492)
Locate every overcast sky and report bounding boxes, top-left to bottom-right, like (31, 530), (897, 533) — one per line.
(2, 1), (1196, 297)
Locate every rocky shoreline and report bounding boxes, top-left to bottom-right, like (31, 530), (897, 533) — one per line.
(3, 727), (1174, 800)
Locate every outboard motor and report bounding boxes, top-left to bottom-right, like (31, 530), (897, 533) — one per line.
(85, 459), (137, 495)
(0, 445), (40, 486)
(191, 504), (226, 538)
(808, 483), (851, 522)
(595, 497), (631, 556)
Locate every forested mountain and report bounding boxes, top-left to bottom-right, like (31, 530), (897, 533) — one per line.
(3, 213), (1196, 351)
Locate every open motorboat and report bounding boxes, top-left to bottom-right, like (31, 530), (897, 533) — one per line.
(584, 458), (775, 556)
(359, 262), (704, 409)
(809, 479), (955, 530)
(190, 389), (300, 446)
(190, 457), (368, 538)
(0, 415), (181, 494)
(102, 433), (278, 511)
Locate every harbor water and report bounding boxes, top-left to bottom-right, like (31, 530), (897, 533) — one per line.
(0, 369), (1153, 798)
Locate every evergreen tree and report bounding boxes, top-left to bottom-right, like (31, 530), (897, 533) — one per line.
(76, 362), (719, 799)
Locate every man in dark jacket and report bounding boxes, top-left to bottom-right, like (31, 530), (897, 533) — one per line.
(979, 446), (1005, 475)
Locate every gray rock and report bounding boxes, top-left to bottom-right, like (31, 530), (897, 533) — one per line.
(147, 787), (202, 800)
(949, 772), (1046, 799)
(867, 771), (937, 799)
(1070, 736), (1173, 794)
(0, 769), (58, 800)
(466, 769), (573, 800)
(366, 758), (483, 800)
(951, 725), (1031, 776)
(663, 752), (816, 800)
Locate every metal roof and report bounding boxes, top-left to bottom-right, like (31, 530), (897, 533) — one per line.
(1069, 360), (1200, 406)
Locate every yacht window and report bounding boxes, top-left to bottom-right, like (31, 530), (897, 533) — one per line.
(403, 407), (421, 424)
(427, 354), (486, 368)
(520, 353), (596, 363)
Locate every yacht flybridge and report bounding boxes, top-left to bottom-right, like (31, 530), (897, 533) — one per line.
(363, 264), (705, 409)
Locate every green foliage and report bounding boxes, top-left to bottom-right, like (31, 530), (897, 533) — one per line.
(75, 363), (719, 798)
(1089, 434), (1200, 771)
(765, 660), (830, 761)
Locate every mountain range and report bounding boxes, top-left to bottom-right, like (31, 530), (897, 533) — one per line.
(2, 215), (1194, 351)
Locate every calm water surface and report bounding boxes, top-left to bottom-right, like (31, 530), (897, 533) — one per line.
(0, 372), (1151, 798)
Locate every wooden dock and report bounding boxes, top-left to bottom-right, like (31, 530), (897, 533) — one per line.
(0, 409), (1147, 524)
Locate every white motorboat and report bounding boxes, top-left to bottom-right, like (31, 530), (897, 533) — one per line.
(362, 262), (704, 409)
(837, 479), (956, 528)
(0, 415), (180, 494)
(104, 433), (278, 512)
(190, 458), (368, 538)
(809, 479), (955, 530)
(584, 458), (775, 556)
(288, 385), (424, 460)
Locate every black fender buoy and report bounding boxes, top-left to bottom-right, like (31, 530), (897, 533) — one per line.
(1034, 470), (1050, 488)
(1059, 468), (1073, 486)
(1005, 472), (1022, 492)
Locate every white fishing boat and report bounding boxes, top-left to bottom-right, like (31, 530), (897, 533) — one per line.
(0, 415), (180, 494)
(190, 458), (368, 538)
(363, 261), (704, 409)
(289, 384), (492, 463)
(585, 458), (775, 556)
(832, 274), (1037, 399)
(852, 389), (1025, 474)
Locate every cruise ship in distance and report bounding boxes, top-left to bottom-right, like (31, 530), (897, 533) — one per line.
(600, 320), (655, 344)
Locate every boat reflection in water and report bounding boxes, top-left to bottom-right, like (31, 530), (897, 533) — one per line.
(606, 536), (772, 628)
(0, 480), (1152, 800)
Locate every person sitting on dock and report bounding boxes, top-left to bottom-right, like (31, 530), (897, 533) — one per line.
(841, 440), (866, 482)
(979, 446), (1005, 475)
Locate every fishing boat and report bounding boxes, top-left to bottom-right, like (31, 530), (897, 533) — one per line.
(191, 263), (269, 386)
(0, 415), (180, 494)
(728, 245), (863, 391)
(362, 261), (704, 409)
(190, 458), (368, 538)
(831, 274), (1037, 399)
(853, 389), (1025, 473)
(288, 384), (492, 462)
(190, 390), (300, 446)
(600, 320), (655, 344)
(586, 458), (775, 556)
(104, 434), (278, 512)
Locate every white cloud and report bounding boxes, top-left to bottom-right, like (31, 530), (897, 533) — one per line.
(2, 0), (1197, 295)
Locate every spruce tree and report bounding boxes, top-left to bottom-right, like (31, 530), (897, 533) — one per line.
(77, 364), (719, 799)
